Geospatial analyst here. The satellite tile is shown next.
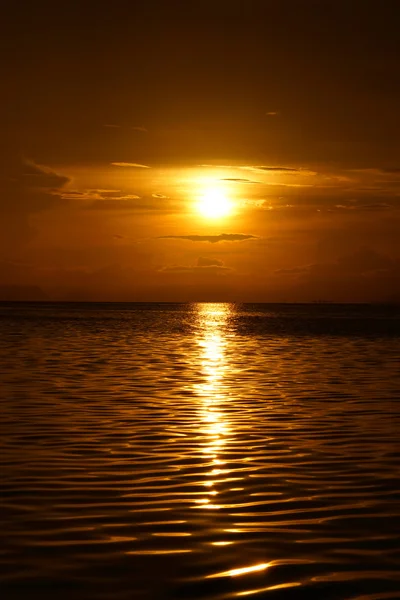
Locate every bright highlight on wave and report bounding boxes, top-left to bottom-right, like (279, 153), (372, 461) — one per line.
(197, 188), (233, 219)
(207, 562), (271, 578)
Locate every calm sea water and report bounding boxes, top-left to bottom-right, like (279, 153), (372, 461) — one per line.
(1, 302), (400, 600)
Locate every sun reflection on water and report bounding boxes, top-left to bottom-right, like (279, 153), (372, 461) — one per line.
(193, 304), (232, 511)
(192, 305), (275, 579)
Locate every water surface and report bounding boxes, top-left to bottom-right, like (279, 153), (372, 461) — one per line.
(1, 302), (400, 599)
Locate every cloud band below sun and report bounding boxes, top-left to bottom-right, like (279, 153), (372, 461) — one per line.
(157, 233), (258, 243)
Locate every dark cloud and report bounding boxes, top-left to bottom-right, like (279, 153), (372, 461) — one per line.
(276, 247), (396, 279)
(335, 202), (394, 212)
(380, 168), (400, 174)
(158, 233), (258, 243)
(220, 178), (260, 184)
(21, 159), (70, 189)
(197, 256), (224, 267)
(160, 265), (232, 275)
(275, 247), (400, 302)
(0, 157), (70, 251)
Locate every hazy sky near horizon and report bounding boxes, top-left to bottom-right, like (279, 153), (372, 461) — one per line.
(1, 0), (400, 301)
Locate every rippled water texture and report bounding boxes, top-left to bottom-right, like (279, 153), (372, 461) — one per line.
(1, 302), (400, 600)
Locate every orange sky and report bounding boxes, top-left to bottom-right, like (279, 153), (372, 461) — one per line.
(1, 1), (400, 301)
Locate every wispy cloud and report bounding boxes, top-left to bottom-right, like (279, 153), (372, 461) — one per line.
(335, 202), (394, 212)
(111, 194), (141, 200)
(131, 126), (148, 132)
(199, 164), (314, 175)
(61, 190), (139, 201)
(160, 264), (233, 275)
(111, 162), (150, 168)
(62, 190), (103, 200)
(348, 168), (400, 176)
(158, 233), (258, 243)
(159, 256), (233, 275)
(220, 178), (260, 184)
(243, 166), (315, 174)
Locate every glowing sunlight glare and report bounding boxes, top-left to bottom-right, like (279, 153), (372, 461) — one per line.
(197, 188), (233, 219)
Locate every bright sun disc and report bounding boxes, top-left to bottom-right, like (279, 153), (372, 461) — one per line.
(198, 189), (232, 219)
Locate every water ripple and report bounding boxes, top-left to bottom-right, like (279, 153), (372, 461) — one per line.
(1, 302), (400, 599)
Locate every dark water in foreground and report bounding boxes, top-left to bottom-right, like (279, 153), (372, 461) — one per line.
(1, 302), (400, 600)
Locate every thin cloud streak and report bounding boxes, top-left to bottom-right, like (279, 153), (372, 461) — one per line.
(158, 233), (258, 243)
(220, 178), (260, 184)
(111, 162), (151, 168)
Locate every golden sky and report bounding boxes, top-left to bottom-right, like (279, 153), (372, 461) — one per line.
(1, 1), (400, 301)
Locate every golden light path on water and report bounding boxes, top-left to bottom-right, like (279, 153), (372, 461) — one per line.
(192, 303), (273, 584)
(194, 304), (231, 512)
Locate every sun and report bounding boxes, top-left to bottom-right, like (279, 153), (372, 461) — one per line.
(197, 189), (233, 219)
